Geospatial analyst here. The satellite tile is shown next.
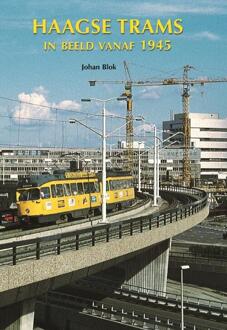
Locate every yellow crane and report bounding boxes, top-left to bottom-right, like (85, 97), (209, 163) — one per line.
(89, 63), (227, 185)
(89, 61), (134, 172)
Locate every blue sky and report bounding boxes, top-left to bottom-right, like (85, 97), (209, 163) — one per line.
(0, 0), (227, 148)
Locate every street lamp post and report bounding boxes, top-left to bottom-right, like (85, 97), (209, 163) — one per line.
(80, 97), (127, 223)
(180, 265), (190, 330)
(71, 98), (142, 223)
(143, 123), (159, 206)
(138, 142), (142, 192)
(2, 157), (5, 185)
(156, 131), (160, 199)
(155, 130), (183, 201)
(102, 100), (107, 223)
(140, 127), (184, 206)
(146, 127), (185, 206)
(153, 125), (157, 206)
(75, 152), (80, 170)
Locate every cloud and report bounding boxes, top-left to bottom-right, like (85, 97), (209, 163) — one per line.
(54, 100), (81, 111)
(12, 87), (81, 125)
(13, 90), (50, 125)
(134, 123), (154, 135)
(33, 85), (49, 95)
(189, 31), (221, 41)
(137, 86), (161, 100)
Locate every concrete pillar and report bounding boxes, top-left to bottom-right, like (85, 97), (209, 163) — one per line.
(121, 239), (171, 294)
(19, 299), (35, 330)
(0, 299), (35, 330)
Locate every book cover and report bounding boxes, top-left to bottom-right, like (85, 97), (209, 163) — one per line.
(0, 1), (227, 329)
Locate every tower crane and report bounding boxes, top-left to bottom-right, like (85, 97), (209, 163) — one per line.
(90, 61), (134, 172)
(89, 63), (227, 185)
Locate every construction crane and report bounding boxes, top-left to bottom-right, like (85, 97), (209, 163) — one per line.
(90, 61), (134, 172)
(123, 62), (134, 174)
(89, 63), (227, 185)
(182, 65), (193, 185)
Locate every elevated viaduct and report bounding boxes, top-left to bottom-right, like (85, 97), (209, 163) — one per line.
(0, 185), (209, 330)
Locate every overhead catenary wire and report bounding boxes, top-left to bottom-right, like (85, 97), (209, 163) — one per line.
(0, 95), (126, 120)
(128, 62), (187, 80)
(0, 113), (122, 128)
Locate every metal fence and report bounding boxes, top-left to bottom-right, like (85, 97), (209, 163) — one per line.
(170, 251), (227, 265)
(0, 185), (208, 267)
(38, 290), (221, 330)
(73, 276), (227, 318)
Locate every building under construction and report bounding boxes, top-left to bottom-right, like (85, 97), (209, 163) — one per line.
(89, 62), (227, 186)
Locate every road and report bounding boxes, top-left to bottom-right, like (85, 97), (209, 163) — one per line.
(51, 286), (227, 330)
(167, 279), (227, 304)
(174, 223), (227, 245)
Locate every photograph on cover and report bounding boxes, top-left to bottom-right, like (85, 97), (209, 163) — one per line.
(0, 1), (226, 329)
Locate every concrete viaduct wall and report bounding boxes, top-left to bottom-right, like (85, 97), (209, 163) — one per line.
(0, 186), (209, 329)
(169, 255), (227, 291)
(0, 204), (209, 308)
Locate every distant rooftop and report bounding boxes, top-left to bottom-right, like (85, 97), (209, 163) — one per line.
(174, 113), (220, 120)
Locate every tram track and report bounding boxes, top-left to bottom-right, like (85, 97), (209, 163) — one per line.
(0, 187), (207, 267)
(0, 187), (202, 249)
(0, 189), (193, 242)
(0, 186), (176, 240)
(0, 194), (150, 241)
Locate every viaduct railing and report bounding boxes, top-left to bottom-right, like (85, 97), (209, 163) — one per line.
(38, 290), (221, 330)
(73, 276), (227, 319)
(0, 185), (208, 267)
(170, 251), (227, 266)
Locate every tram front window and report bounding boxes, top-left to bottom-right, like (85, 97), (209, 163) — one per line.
(18, 190), (29, 201)
(29, 189), (40, 200)
(19, 189), (40, 201)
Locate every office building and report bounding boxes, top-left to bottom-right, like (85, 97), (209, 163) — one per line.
(163, 112), (227, 180)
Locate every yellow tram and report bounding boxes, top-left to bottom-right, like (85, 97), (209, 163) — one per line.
(16, 170), (135, 224)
